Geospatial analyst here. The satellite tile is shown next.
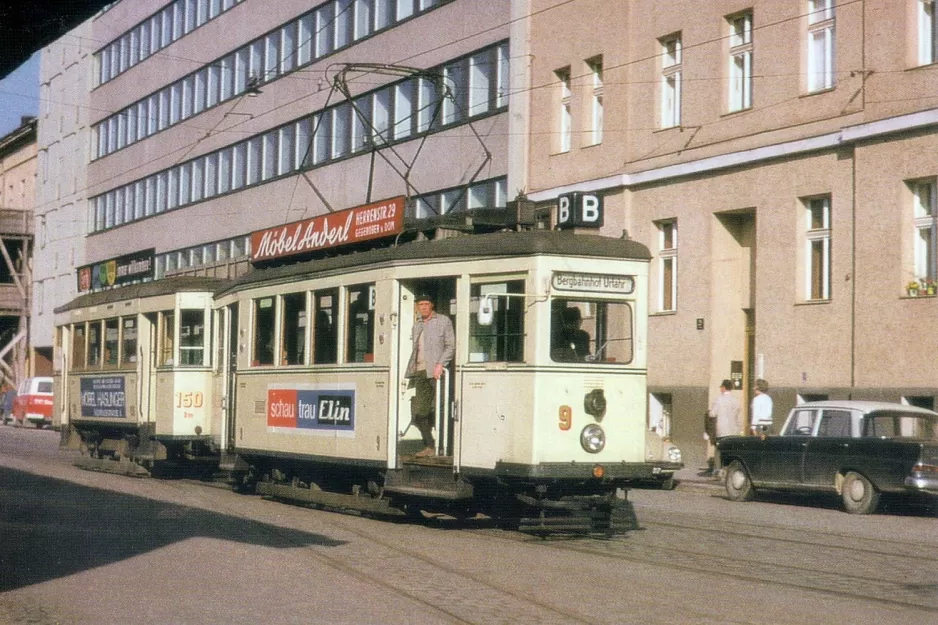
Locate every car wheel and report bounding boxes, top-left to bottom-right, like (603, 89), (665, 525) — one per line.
(658, 476), (676, 491)
(841, 471), (879, 514)
(724, 460), (754, 501)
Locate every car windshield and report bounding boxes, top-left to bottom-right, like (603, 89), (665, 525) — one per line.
(862, 412), (938, 440)
(37, 381), (53, 393)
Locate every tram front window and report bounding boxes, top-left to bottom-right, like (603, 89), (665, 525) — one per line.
(550, 299), (633, 364)
(179, 309), (206, 366)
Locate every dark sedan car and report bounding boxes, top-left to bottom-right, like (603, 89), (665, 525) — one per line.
(716, 401), (938, 514)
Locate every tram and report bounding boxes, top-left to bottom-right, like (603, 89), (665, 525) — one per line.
(54, 277), (227, 475)
(215, 229), (679, 531)
(53, 227), (683, 532)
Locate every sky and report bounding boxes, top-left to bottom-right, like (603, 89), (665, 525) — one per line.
(0, 52), (40, 137)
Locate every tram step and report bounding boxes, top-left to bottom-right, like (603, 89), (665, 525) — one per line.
(256, 482), (406, 516)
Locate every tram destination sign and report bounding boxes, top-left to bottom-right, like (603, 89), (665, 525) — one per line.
(251, 197), (404, 263)
(552, 272), (635, 294)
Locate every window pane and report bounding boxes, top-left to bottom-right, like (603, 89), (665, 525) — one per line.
(281, 292), (307, 365)
(160, 311), (175, 365)
(122, 318), (137, 365)
(180, 309), (206, 366)
(550, 300), (632, 364)
(104, 318), (120, 367)
(313, 289), (338, 364)
(469, 281), (524, 362)
(346, 284), (375, 363)
(253, 297), (275, 365)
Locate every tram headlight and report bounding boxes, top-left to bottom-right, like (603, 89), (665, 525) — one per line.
(580, 424), (606, 453)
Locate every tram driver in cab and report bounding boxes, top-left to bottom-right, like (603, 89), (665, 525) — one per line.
(405, 292), (455, 457)
(551, 306), (591, 362)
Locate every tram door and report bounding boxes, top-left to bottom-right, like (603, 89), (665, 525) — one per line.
(224, 304), (238, 451)
(395, 279), (457, 460)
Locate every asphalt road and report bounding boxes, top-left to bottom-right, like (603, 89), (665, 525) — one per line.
(1, 425), (936, 625)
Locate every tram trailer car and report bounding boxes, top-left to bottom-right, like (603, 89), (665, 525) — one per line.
(54, 277), (229, 475)
(217, 230), (682, 532)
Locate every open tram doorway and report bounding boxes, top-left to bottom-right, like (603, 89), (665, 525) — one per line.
(395, 278), (457, 463)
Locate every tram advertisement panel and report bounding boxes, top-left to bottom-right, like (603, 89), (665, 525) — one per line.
(267, 385), (355, 432)
(80, 377), (126, 418)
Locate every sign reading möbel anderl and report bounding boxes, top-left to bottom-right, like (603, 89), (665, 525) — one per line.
(251, 197), (405, 263)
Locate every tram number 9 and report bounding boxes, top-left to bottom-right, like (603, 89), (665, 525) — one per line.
(559, 405), (572, 431)
(176, 392), (204, 409)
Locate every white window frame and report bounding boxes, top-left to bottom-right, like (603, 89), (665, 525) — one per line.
(555, 67), (572, 153)
(660, 35), (682, 128)
(804, 196), (831, 301)
(658, 220), (678, 312)
(587, 56), (603, 145)
(728, 12), (753, 112)
(912, 179), (937, 282)
(919, 0), (937, 65)
(807, 0), (835, 92)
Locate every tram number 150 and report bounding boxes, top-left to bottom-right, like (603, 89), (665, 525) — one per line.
(176, 392), (204, 409)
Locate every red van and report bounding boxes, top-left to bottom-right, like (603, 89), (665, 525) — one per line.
(13, 377), (54, 429)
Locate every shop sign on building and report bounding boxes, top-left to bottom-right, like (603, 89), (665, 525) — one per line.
(77, 248), (155, 293)
(251, 197), (405, 263)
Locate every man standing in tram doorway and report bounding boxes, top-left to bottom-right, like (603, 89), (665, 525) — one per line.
(405, 292), (455, 457)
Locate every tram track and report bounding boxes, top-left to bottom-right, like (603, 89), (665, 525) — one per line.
(165, 478), (603, 625)
(174, 473), (938, 614)
(460, 514), (938, 613)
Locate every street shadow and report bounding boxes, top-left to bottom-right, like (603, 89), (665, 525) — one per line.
(0, 466), (346, 592)
(745, 488), (937, 518)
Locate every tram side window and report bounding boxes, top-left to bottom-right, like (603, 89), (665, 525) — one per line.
(281, 292), (307, 365)
(469, 280), (525, 363)
(253, 297), (275, 366)
(346, 284), (375, 363)
(159, 311), (175, 366)
(72, 323), (87, 369)
(122, 317), (137, 365)
(88, 321), (102, 367)
(180, 309), (206, 366)
(550, 299), (633, 364)
(313, 289), (338, 364)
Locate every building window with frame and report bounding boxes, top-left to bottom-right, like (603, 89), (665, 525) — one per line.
(919, 0), (938, 65)
(586, 56), (603, 145)
(660, 35), (682, 128)
(728, 11), (753, 112)
(555, 67), (572, 153)
(657, 220), (677, 311)
(806, 0), (834, 92)
(804, 196), (831, 301)
(911, 178), (937, 286)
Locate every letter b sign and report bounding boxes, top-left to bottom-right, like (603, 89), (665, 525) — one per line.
(556, 193), (604, 229)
